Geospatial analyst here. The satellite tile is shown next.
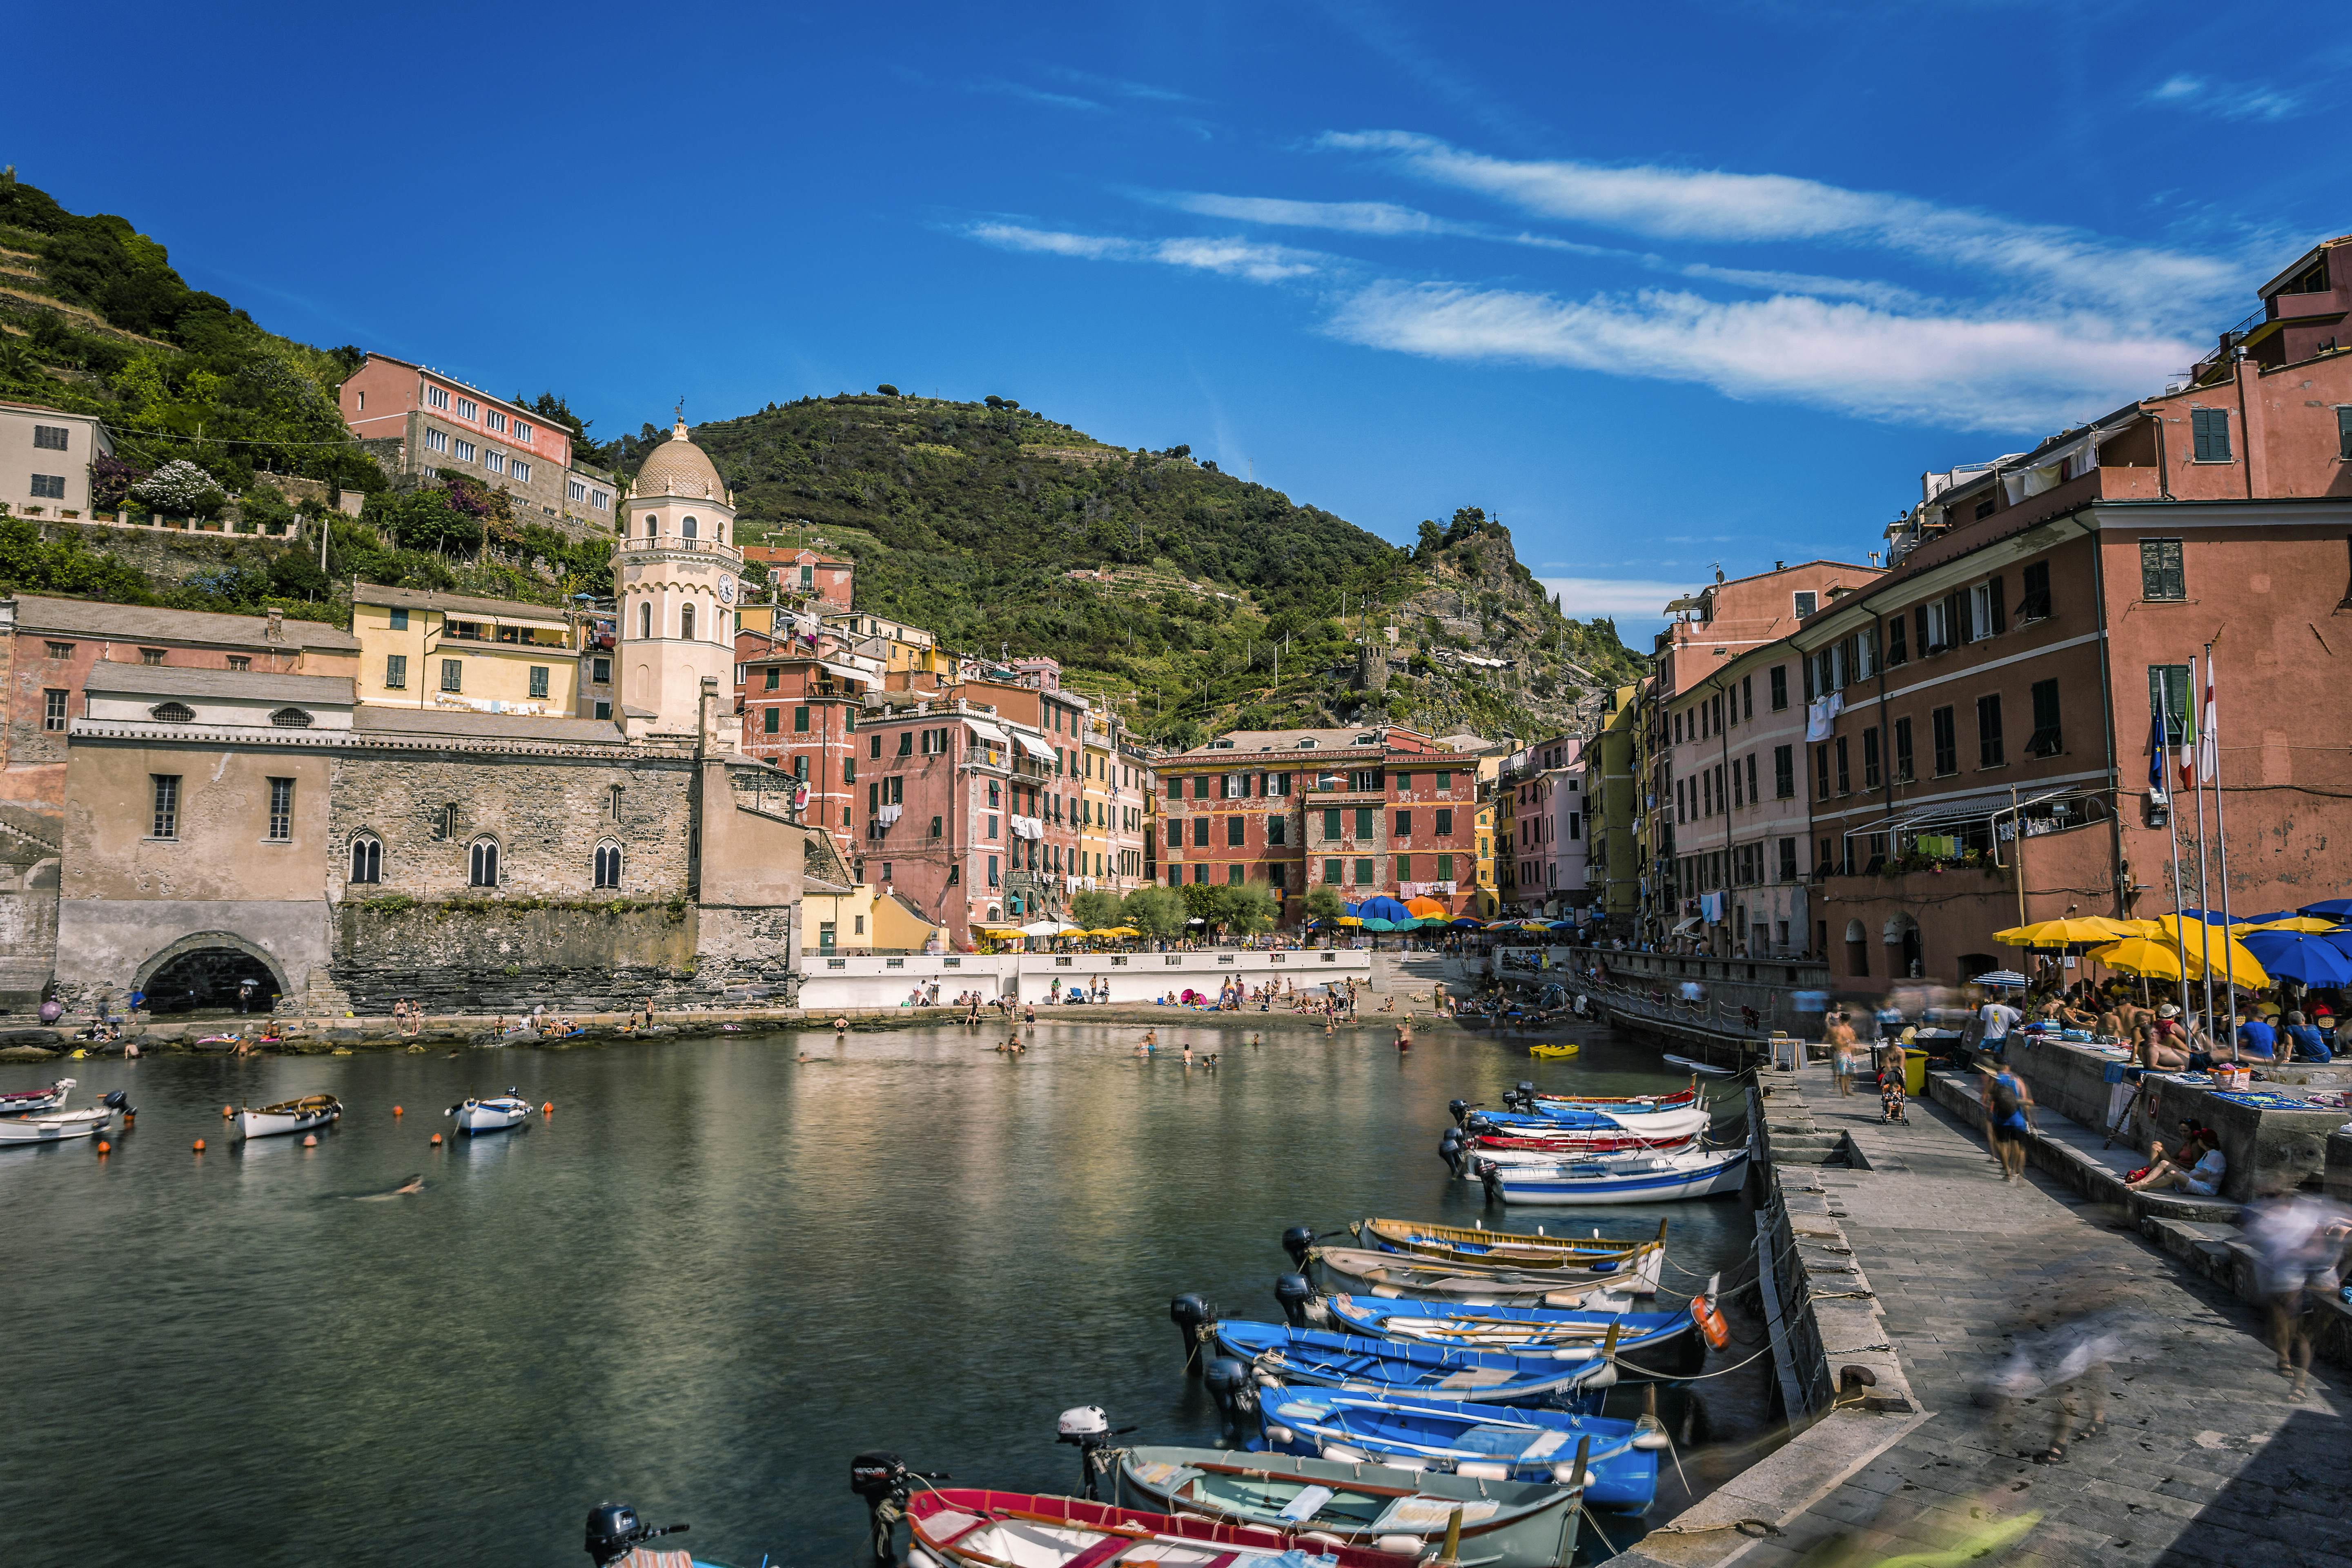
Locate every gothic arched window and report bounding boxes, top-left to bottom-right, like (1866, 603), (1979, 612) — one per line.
(593, 840), (622, 890)
(682, 515), (698, 539)
(469, 837), (500, 888)
(350, 835), (381, 884)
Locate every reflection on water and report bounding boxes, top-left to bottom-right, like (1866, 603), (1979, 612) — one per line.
(3, 1021), (1762, 1566)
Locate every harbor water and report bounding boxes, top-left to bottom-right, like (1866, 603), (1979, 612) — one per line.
(2, 1020), (1766, 1566)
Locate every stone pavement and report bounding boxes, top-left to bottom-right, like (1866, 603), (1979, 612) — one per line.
(1733, 1060), (2348, 1568)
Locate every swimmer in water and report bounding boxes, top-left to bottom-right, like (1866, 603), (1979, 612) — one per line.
(356, 1174), (425, 1200)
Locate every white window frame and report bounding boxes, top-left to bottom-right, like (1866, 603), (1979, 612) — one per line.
(511, 460), (529, 483)
(454, 439), (477, 463)
(423, 427), (448, 454)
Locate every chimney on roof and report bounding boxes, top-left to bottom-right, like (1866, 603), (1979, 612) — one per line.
(265, 608), (285, 642)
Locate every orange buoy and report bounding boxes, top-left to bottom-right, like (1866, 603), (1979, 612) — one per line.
(221, 1105), (233, 1117)
(392, 1105), (403, 1116)
(122, 1110), (135, 1125)
(430, 1132), (443, 1145)
(541, 1101), (553, 1116)
(301, 1134), (317, 1147)
(192, 1139), (206, 1153)
(96, 1140), (110, 1154)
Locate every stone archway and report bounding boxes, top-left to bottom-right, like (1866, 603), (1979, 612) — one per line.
(135, 932), (288, 1014)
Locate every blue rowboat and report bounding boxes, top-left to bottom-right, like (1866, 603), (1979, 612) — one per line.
(1480, 1146), (1750, 1206)
(1260, 1387), (1657, 1512)
(1324, 1293), (1693, 1360)
(1211, 1320), (1612, 1405)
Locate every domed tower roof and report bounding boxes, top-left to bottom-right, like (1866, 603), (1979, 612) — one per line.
(632, 419), (727, 502)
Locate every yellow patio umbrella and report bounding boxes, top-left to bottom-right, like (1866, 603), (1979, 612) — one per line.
(1998, 917), (2140, 948)
(2086, 938), (2191, 982)
(2242, 916), (2341, 934)
(1336, 916), (1365, 927)
(1057, 925), (1088, 938)
(1103, 926), (1141, 939)
(2151, 915), (2272, 988)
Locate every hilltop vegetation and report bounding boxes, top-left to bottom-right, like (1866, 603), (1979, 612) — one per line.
(675, 392), (1643, 746)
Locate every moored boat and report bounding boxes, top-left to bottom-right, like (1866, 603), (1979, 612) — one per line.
(1480, 1145), (1750, 1206)
(449, 1092), (532, 1134)
(0, 1090), (126, 1146)
(1323, 1293), (1694, 1360)
(902, 1486), (1411, 1568)
(1209, 1319), (1618, 1405)
(1116, 1446), (1579, 1567)
(1259, 1387), (1656, 1512)
(238, 1094), (342, 1140)
(0, 1077), (75, 1116)
(1308, 1245), (1656, 1307)
(1355, 1216), (1666, 1270)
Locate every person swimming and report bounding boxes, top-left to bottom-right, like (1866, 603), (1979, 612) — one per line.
(355, 1174), (424, 1201)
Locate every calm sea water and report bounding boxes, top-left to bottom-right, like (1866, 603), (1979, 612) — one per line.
(1, 1020), (1761, 1567)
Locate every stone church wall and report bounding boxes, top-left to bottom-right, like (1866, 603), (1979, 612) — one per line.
(332, 902), (699, 1015)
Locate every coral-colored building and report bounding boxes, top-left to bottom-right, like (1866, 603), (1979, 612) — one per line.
(744, 546), (853, 610)
(1154, 726), (1483, 920)
(1796, 239), (2352, 992)
(336, 354), (617, 535)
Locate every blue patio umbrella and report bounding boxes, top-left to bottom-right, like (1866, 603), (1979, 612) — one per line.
(2242, 931), (2352, 987)
(1359, 895), (1412, 922)
(2176, 909), (2238, 924)
(2301, 899), (2352, 920)
(1448, 917), (1485, 930)
(1343, 901), (1363, 918)
(1546, 920), (1578, 931)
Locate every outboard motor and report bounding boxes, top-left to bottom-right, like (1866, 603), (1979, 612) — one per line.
(1280, 1225), (1317, 1268)
(1056, 1405), (1134, 1499)
(1203, 1356), (1258, 1436)
(1274, 1273), (1315, 1327)
(1438, 1128), (1463, 1172)
(1447, 1098), (1470, 1127)
(1517, 1080), (1537, 1103)
(1169, 1293), (1217, 1373)
(851, 1452), (945, 1563)
(584, 1503), (688, 1567)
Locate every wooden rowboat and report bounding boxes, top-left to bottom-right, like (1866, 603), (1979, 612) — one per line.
(904, 1486), (1412, 1568)
(0, 1090), (125, 1145)
(1310, 1245), (1658, 1307)
(238, 1094), (341, 1140)
(1360, 1216), (1668, 1269)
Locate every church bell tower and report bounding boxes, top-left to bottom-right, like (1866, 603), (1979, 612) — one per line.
(615, 416), (740, 738)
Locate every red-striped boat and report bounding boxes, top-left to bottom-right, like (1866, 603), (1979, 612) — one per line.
(906, 1488), (1414, 1568)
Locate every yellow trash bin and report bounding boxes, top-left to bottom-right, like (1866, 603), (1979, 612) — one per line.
(1904, 1047), (1929, 1097)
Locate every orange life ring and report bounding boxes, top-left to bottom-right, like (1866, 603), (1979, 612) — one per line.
(1690, 1293), (1731, 1351)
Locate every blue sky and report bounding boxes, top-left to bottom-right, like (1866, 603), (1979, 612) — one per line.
(13, 2), (2346, 635)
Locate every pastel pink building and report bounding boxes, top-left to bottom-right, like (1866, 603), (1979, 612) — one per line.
(336, 354), (617, 535)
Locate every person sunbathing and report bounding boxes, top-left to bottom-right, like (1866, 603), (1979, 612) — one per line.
(2127, 1131), (2224, 1196)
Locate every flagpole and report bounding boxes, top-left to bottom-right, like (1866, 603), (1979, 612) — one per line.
(2147, 698), (2192, 1032)
(2162, 761), (2190, 1023)
(2188, 655), (2216, 1035)
(2205, 641), (2237, 1022)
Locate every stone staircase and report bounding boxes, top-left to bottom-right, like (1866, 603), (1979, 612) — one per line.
(1372, 951), (1466, 997)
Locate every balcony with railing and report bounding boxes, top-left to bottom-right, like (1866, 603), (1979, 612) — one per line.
(619, 533), (744, 564)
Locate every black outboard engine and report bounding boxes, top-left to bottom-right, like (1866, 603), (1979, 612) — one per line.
(1438, 1128), (1463, 1172)
(1055, 1405), (1135, 1499)
(1447, 1098), (1470, 1127)
(1517, 1080), (1537, 1103)
(851, 1452), (945, 1563)
(1203, 1357), (1258, 1436)
(1274, 1273), (1315, 1327)
(1169, 1293), (1217, 1373)
(584, 1503), (688, 1567)
(1280, 1225), (1317, 1267)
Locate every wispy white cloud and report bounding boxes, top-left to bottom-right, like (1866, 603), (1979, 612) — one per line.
(1538, 577), (1695, 621)
(972, 78), (1103, 112)
(2146, 73), (2302, 122)
(1319, 131), (2240, 319)
(1676, 263), (1936, 313)
(1328, 280), (2193, 432)
(1046, 67), (1201, 104)
(1140, 189), (1626, 258)
(967, 223), (1327, 282)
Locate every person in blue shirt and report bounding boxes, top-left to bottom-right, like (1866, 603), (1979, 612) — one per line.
(2237, 1013), (2278, 1062)
(2283, 1010), (2331, 1063)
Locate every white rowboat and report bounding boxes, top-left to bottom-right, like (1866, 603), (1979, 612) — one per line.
(0, 1077), (75, 1116)
(0, 1091), (125, 1145)
(449, 1093), (532, 1134)
(1480, 1146), (1751, 1206)
(238, 1094), (342, 1139)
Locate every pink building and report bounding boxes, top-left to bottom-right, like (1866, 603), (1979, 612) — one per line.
(336, 354), (616, 535)
(744, 546), (854, 609)
(1499, 734), (1588, 913)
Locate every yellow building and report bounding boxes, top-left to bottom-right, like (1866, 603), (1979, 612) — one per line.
(801, 881), (945, 955)
(352, 584), (588, 718)
(821, 610), (956, 680)
(1472, 751), (1505, 917)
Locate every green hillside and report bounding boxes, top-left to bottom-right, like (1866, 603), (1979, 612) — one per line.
(668, 394), (1644, 747)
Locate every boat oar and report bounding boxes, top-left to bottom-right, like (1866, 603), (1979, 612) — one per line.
(1435, 1505), (1464, 1568)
